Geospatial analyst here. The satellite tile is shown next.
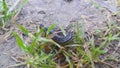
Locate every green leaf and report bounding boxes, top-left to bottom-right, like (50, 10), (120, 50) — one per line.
(64, 53), (73, 68)
(46, 23), (56, 38)
(35, 27), (44, 42)
(74, 21), (85, 44)
(16, 23), (30, 35)
(12, 32), (28, 52)
(39, 54), (52, 61)
(59, 25), (66, 36)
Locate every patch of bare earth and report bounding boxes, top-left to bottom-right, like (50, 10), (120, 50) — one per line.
(0, 0), (119, 68)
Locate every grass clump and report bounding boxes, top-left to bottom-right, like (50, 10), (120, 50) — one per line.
(0, 0), (27, 28)
(12, 23), (59, 68)
(12, 21), (120, 68)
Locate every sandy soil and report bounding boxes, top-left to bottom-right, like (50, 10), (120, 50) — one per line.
(0, 0), (119, 68)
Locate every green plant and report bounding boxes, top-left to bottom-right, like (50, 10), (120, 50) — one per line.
(12, 20), (120, 68)
(0, 0), (27, 27)
(12, 23), (61, 68)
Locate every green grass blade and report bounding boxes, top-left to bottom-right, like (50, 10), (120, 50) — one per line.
(12, 32), (28, 52)
(2, 0), (8, 27)
(59, 25), (66, 36)
(63, 52), (73, 68)
(16, 23), (30, 35)
(46, 23), (56, 38)
(75, 21), (84, 44)
(39, 54), (52, 61)
(80, 17), (85, 38)
(2, 0), (8, 17)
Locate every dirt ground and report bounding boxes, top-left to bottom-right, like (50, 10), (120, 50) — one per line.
(0, 0), (120, 68)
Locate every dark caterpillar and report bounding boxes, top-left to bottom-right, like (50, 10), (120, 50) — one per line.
(52, 31), (73, 44)
(39, 24), (74, 45)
